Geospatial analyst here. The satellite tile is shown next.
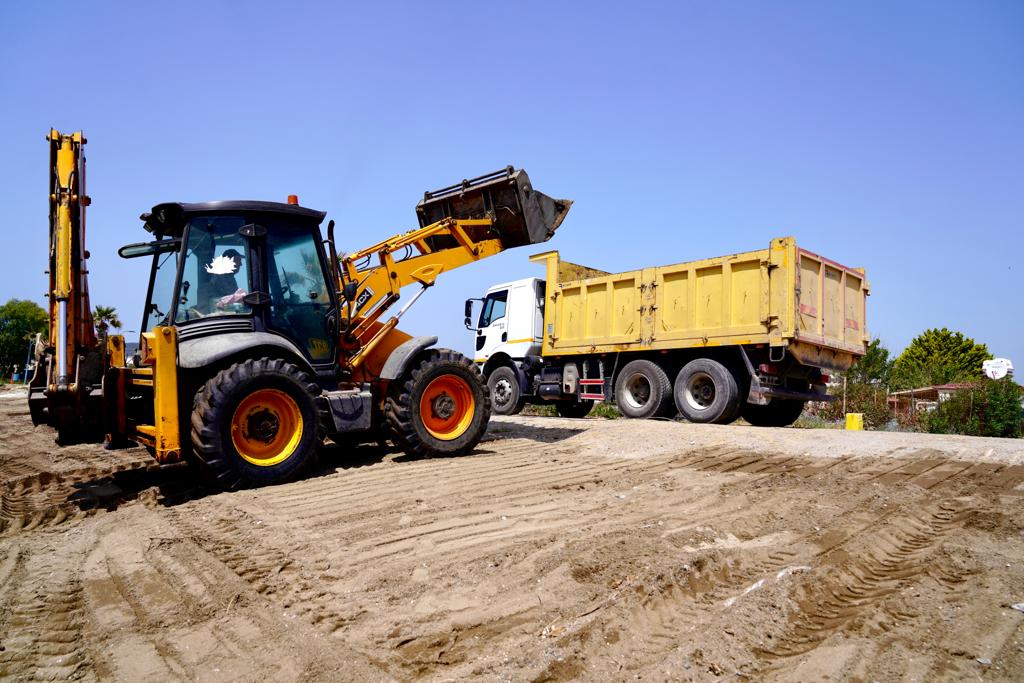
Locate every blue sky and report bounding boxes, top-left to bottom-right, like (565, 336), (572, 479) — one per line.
(1, 1), (1021, 364)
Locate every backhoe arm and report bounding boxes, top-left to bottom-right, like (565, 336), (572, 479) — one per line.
(30, 130), (108, 442)
(47, 130), (96, 388)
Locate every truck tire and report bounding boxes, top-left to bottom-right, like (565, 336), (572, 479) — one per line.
(191, 358), (322, 489)
(741, 399), (805, 427)
(614, 359), (674, 419)
(385, 349), (490, 458)
(555, 399), (594, 418)
(674, 359), (740, 424)
(488, 366), (525, 416)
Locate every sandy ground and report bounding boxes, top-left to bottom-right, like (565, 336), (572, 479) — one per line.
(1, 385), (1022, 682)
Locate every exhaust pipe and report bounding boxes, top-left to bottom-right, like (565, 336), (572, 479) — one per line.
(416, 166), (571, 250)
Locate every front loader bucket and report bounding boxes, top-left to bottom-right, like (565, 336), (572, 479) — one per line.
(416, 166), (571, 250)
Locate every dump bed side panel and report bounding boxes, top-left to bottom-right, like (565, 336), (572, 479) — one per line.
(552, 269), (643, 347)
(532, 240), (867, 362)
(533, 246), (780, 355)
(653, 246), (773, 347)
(794, 249), (869, 354)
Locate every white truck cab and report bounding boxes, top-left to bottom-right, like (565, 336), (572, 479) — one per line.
(465, 276), (597, 418)
(466, 277), (545, 368)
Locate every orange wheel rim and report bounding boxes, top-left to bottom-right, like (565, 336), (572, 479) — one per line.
(230, 389), (304, 466)
(418, 375), (475, 441)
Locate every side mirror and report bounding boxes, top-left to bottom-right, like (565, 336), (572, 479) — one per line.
(342, 281), (358, 301)
(118, 238), (181, 259)
(464, 298), (478, 330)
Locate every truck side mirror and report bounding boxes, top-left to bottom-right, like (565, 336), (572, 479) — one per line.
(464, 299), (476, 330)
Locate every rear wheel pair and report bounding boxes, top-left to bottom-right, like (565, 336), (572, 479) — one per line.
(613, 357), (805, 426)
(675, 359), (806, 426)
(611, 358), (735, 422)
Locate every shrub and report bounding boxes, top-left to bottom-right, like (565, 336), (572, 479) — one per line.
(589, 403), (621, 419)
(816, 382), (892, 429)
(923, 378), (1022, 438)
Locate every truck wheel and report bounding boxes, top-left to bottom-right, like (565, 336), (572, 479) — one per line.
(385, 349), (489, 458)
(488, 366), (525, 416)
(741, 399), (805, 427)
(674, 359), (740, 424)
(191, 358), (322, 489)
(555, 399), (593, 418)
(614, 359), (673, 419)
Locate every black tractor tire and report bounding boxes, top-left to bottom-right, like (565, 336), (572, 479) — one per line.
(488, 366), (525, 416)
(674, 358), (741, 424)
(614, 359), (674, 419)
(555, 399), (594, 418)
(191, 358), (322, 489)
(384, 349), (490, 458)
(741, 399), (806, 427)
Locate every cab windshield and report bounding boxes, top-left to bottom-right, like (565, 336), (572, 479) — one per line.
(175, 216), (251, 322)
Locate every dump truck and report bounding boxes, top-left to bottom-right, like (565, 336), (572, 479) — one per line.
(467, 237), (869, 426)
(30, 130), (571, 487)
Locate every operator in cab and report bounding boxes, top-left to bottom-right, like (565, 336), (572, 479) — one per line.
(204, 248), (247, 312)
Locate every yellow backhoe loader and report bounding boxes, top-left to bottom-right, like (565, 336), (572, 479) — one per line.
(29, 130), (571, 488)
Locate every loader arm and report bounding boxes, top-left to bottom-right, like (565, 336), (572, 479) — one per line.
(337, 167), (571, 373)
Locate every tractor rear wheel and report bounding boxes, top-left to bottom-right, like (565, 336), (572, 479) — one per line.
(191, 358), (322, 489)
(385, 349), (489, 458)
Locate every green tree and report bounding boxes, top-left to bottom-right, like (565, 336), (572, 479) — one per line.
(890, 328), (992, 389)
(816, 339), (892, 429)
(847, 338), (892, 385)
(92, 305), (122, 335)
(0, 299), (48, 375)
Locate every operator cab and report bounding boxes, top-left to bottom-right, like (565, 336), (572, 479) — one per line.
(119, 200), (338, 370)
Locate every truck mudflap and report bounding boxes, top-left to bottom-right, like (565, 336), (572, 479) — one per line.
(738, 346), (834, 406)
(416, 167), (571, 250)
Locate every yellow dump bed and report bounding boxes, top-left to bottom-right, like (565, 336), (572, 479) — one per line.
(530, 237), (869, 372)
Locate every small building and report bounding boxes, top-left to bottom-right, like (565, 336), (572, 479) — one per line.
(887, 383), (972, 417)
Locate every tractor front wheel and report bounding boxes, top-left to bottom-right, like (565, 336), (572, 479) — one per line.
(385, 349), (490, 458)
(191, 358), (322, 489)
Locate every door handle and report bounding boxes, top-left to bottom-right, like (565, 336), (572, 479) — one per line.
(501, 332), (507, 342)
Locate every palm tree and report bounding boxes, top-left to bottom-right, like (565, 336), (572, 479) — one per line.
(92, 306), (122, 335)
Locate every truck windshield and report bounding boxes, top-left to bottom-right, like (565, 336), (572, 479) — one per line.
(479, 290), (507, 328)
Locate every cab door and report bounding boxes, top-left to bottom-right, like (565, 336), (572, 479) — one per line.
(475, 289), (508, 362)
(264, 221), (337, 368)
